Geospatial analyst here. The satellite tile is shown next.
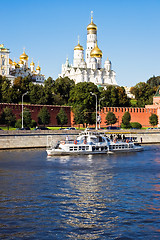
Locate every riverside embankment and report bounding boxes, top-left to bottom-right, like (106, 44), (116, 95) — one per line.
(0, 129), (160, 150)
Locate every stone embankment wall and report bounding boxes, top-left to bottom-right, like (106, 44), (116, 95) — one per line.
(0, 130), (78, 150)
(0, 130), (160, 150)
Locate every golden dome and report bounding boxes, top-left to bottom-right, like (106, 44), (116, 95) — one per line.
(19, 60), (24, 65)
(87, 12), (97, 31)
(15, 63), (20, 68)
(9, 58), (13, 64)
(74, 39), (84, 51)
(20, 49), (28, 60)
(90, 41), (102, 58)
(36, 63), (41, 71)
(30, 59), (35, 66)
(12, 60), (17, 66)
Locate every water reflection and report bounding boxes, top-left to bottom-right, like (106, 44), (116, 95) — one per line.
(52, 156), (119, 239)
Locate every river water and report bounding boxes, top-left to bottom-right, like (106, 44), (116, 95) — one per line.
(0, 145), (160, 239)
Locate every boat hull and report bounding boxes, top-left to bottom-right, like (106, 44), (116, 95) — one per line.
(46, 146), (143, 156)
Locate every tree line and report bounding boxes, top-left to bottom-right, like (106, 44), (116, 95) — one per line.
(0, 74), (159, 128)
(130, 75), (160, 107)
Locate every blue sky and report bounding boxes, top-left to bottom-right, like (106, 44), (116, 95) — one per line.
(1, 0), (160, 87)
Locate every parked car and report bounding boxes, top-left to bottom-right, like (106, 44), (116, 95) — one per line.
(106, 126), (120, 130)
(35, 126), (49, 130)
(64, 127), (76, 130)
(17, 127), (31, 130)
(86, 127), (95, 130)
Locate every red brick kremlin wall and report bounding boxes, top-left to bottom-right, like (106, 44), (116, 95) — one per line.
(100, 107), (157, 128)
(0, 103), (158, 128)
(0, 103), (71, 127)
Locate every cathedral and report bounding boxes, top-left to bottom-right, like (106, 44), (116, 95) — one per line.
(0, 44), (45, 84)
(59, 12), (118, 87)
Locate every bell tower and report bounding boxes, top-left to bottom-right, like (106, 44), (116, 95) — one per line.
(85, 11), (97, 68)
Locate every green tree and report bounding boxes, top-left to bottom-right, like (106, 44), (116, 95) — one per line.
(73, 105), (85, 127)
(15, 119), (22, 129)
(117, 86), (130, 107)
(56, 108), (68, 127)
(147, 75), (160, 88)
(69, 82), (99, 126)
(38, 107), (50, 126)
(105, 112), (117, 126)
(29, 83), (44, 104)
(149, 113), (158, 127)
(130, 82), (155, 107)
(0, 107), (16, 129)
(121, 111), (131, 128)
(1, 78), (11, 102)
(54, 77), (75, 104)
(23, 108), (32, 128)
(99, 85), (130, 108)
(12, 76), (32, 103)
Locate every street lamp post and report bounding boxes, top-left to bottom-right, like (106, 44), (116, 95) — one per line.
(99, 97), (105, 129)
(90, 92), (98, 130)
(22, 92), (28, 129)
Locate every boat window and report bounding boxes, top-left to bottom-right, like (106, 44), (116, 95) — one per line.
(125, 145), (128, 148)
(90, 137), (97, 142)
(82, 146), (85, 150)
(86, 146), (89, 150)
(129, 144), (133, 148)
(122, 145), (125, 149)
(74, 147), (78, 151)
(79, 146), (82, 150)
(70, 147), (73, 151)
(98, 136), (105, 142)
(109, 146), (112, 150)
(116, 145), (119, 149)
(113, 145), (115, 149)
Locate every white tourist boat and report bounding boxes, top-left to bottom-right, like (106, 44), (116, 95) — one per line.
(46, 131), (143, 156)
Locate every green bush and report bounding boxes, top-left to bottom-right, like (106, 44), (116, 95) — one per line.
(130, 122), (142, 129)
(15, 119), (22, 129)
(120, 123), (131, 129)
(31, 120), (37, 128)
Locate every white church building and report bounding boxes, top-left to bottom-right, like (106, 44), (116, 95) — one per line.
(59, 12), (118, 87)
(0, 44), (45, 84)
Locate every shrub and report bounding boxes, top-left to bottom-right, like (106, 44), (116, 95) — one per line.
(31, 120), (37, 128)
(121, 123), (131, 129)
(15, 119), (22, 129)
(130, 122), (142, 129)
(121, 112), (131, 128)
(149, 113), (158, 127)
